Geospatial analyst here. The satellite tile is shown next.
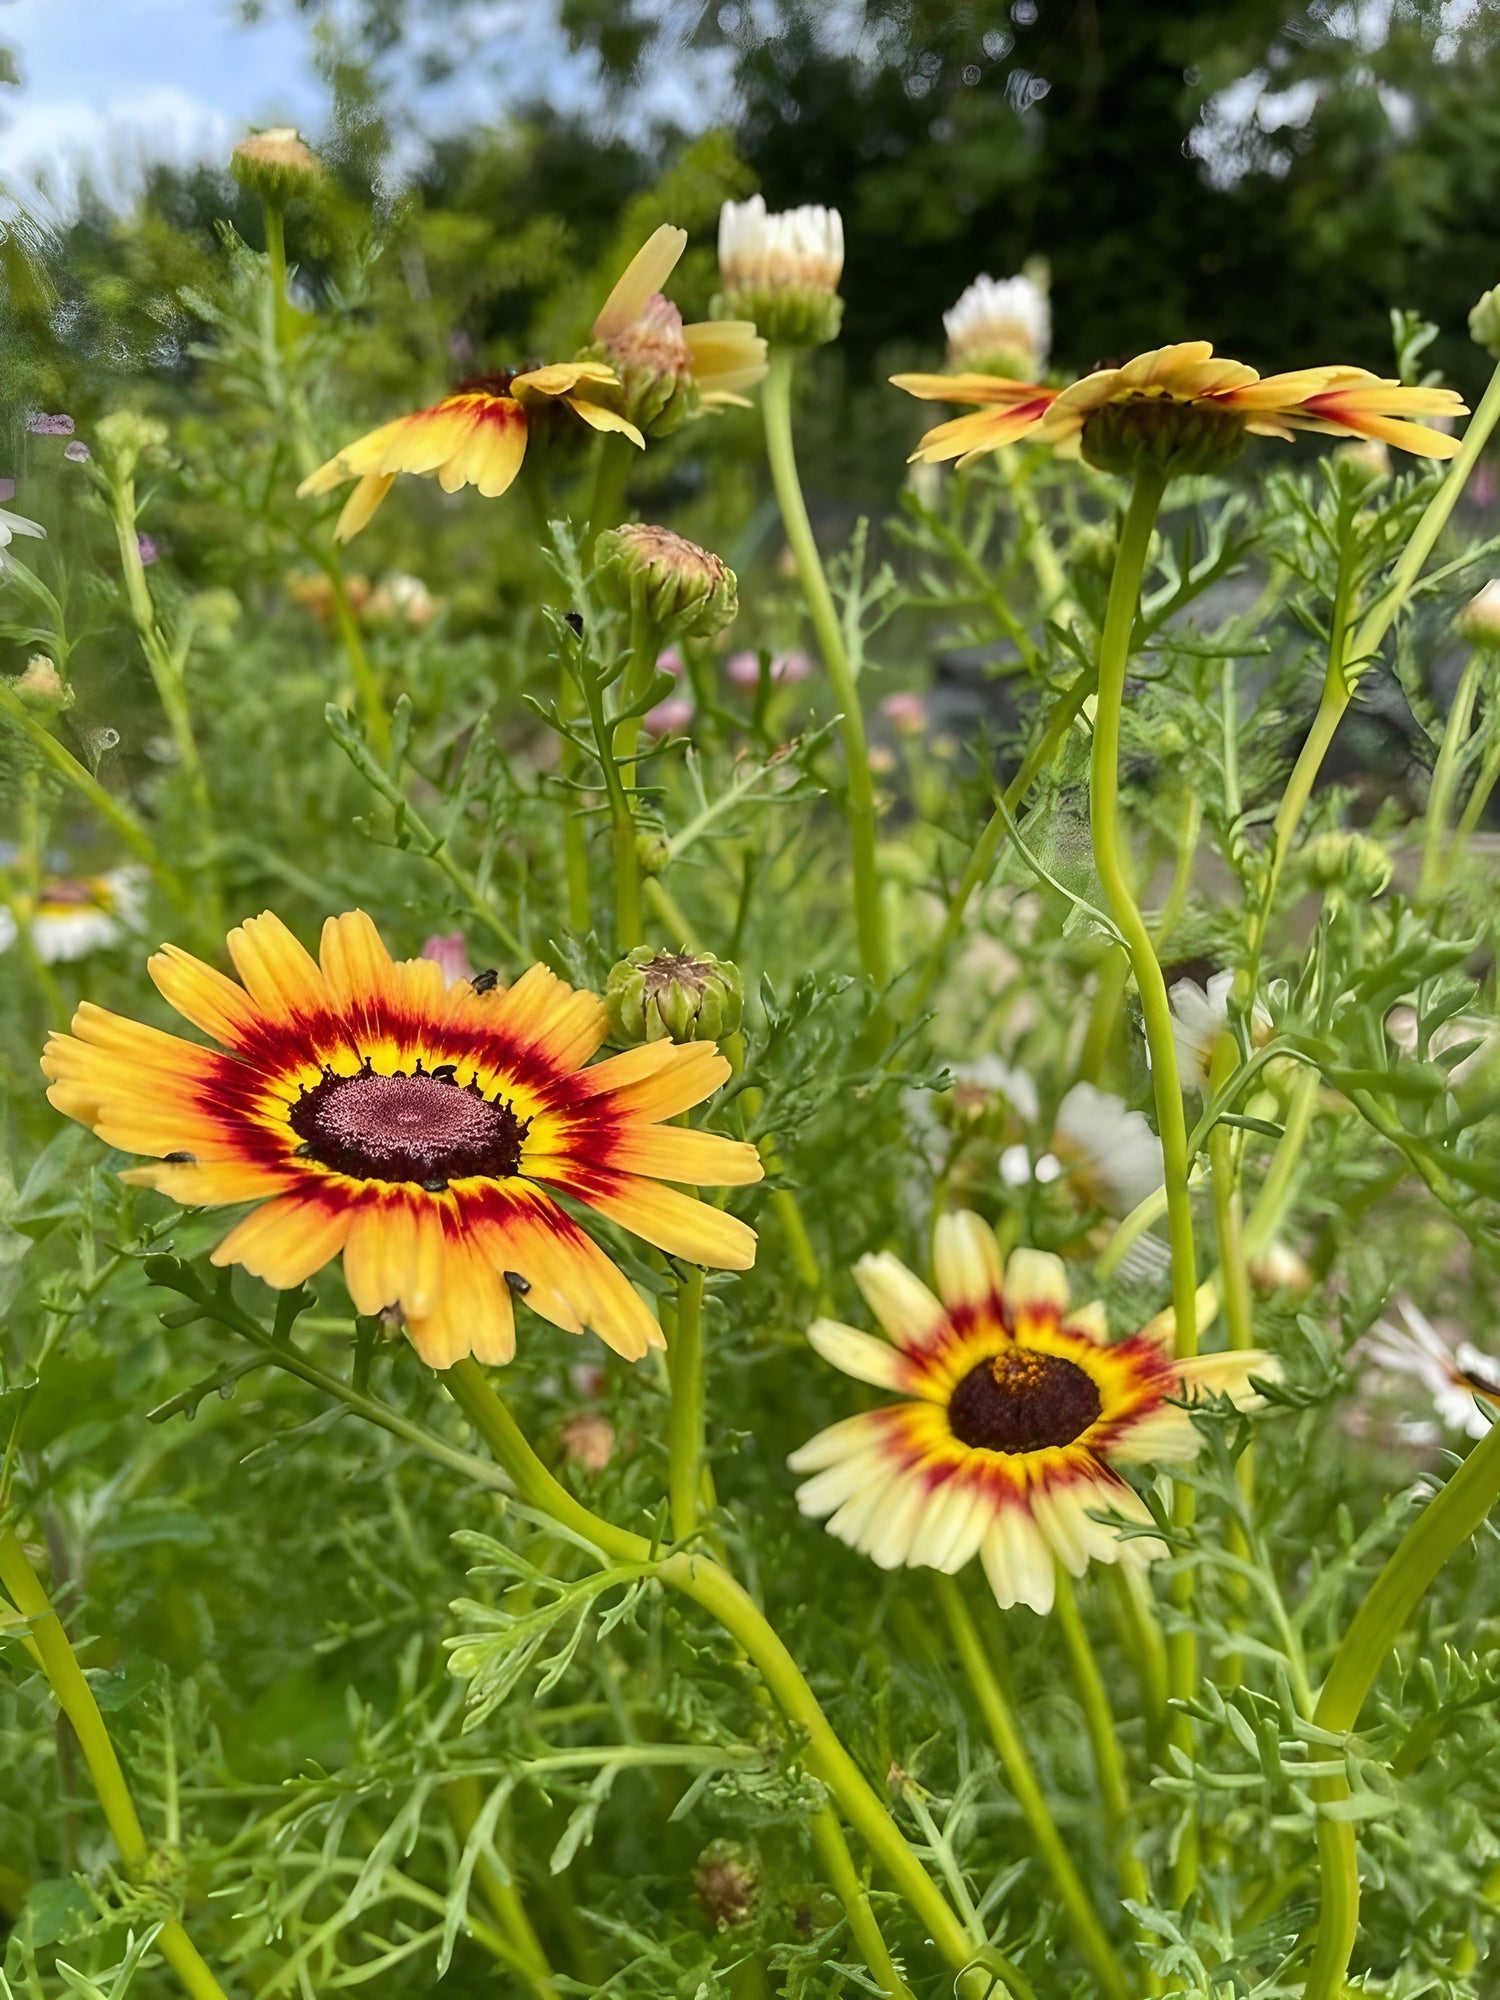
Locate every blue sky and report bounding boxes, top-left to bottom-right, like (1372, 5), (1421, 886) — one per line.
(0, 0), (730, 217)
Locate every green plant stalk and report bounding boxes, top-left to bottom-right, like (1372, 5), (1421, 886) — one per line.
(262, 199), (296, 355)
(607, 600), (661, 948)
(324, 561), (391, 763)
(1052, 1567), (1153, 1919)
(667, 1265), (707, 1542)
(0, 1529), (231, 2000)
(446, 1773), (557, 2000)
(0, 682), (191, 918)
(1087, 464), (1201, 1904)
(1208, 1033), (1255, 1691)
(1257, 362), (1500, 935)
(1299, 1417), (1500, 2000)
(935, 1575), (1131, 2000)
(906, 663), (1097, 1021)
(643, 872), (697, 947)
(3, 770), (67, 1023)
(809, 1807), (915, 2000)
(1419, 646), (1482, 900)
(1451, 727), (1500, 848)
(762, 346), (889, 989)
(440, 1362), (989, 1991)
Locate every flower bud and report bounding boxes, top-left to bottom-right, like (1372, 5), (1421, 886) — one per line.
(1471, 285), (1500, 359)
(943, 266), (1050, 379)
(585, 291), (699, 437)
(1303, 829), (1392, 901)
(606, 946), (743, 1045)
(231, 127), (322, 207)
(716, 196), (844, 348)
(94, 408), (170, 479)
(1454, 579), (1500, 649)
(594, 524), (737, 640)
(560, 1412), (616, 1472)
(694, 1842), (761, 1930)
(9, 655), (70, 713)
(1334, 438), (1391, 483)
(635, 829), (671, 878)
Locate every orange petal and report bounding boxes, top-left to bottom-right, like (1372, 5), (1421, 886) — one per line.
(226, 911), (329, 1023)
(149, 943), (264, 1051)
(597, 1124), (765, 1187)
(318, 910), (396, 1014)
(209, 1189), (352, 1291)
(580, 1177), (757, 1270)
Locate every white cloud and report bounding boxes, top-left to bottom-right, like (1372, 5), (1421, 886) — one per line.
(0, 83), (234, 219)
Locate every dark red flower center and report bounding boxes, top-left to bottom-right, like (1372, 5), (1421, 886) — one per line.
(947, 1347), (1102, 1453)
(449, 369), (520, 399)
(289, 1067), (529, 1190)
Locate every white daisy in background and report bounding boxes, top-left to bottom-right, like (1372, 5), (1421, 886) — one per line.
(789, 1210), (1277, 1613)
(943, 269), (1051, 380)
(1169, 971), (1273, 1090)
(0, 868), (147, 964)
(1363, 1298), (1500, 1441)
(0, 504), (46, 551)
(1386, 1003), (1494, 1091)
(717, 196), (845, 346)
(1047, 1080), (1164, 1213)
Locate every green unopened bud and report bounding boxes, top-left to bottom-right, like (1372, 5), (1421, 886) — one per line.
(1081, 398), (1245, 479)
(231, 127), (322, 207)
(716, 196), (844, 348)
(606, 946), (743, 1045)
(635, 830), (671, 878)
(1304, 830), (1392, 901)
(1454, 579), (1500, 648)
(594, 524), (737, 641)
(1471, 285), (1500, 359)
(94, 408), (170, 479)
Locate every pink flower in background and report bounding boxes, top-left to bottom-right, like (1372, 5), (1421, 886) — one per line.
(726, 648), (813, 689)
(64, 441), (91, 463)
(448, 330), (474, 363)
(645, 694), (694, 736)
(1472, 461), (1497, 510)
(421, 932), (474, 986)
(28, 414), (75, 437)
(136, 534), (158, 565)
(656, 647), (685, 678)
(880, 690), (927, 735)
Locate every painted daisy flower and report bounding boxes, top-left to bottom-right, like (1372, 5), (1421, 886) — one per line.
(789, 1211), (1276, 1613)
(942, 271), (1050, 380)
(1363, 1298), (1500, 1441)
(892, 341), (1467, 474)
(297, 364), (644, 543)
(0, 868), (146, 964)
(589, 223), (768, 435)
(40, 909), (763, 1370)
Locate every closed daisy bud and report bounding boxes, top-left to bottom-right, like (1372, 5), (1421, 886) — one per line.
(11, 655), (69, 711)
(943, 268), (1050, 380)
(635, 829), (671, 878)
(1470, 285), (1500, 359)
(594, 524), (738, 640)
(606, 946), (743, 1046)
(230, 127), (322, 206)
(716, 196), (844, 348)
(560, 1411), (616, 1471)
(1303, 829), (1392, 901)
(94, 409), (169, 479)
(1454, 579), (1500, 648)
(694, 1842), (761, 1929)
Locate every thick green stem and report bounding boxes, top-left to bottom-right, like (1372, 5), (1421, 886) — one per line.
(0, 1530), (231, 2000)
(935, 1575), (1132, 2000)
(1259, 362), (1500, 938)
(1419, 647), (1483, 901)
(446, 1774), (557, 1999)
(667, 1265), (707, 1542)
(906, 664), (1096, 1022)
(1087, 466), (1201, 1905)
(762, 346), (889, 989)
(809, 1807), (915, 1999)
(440, 1363), (987, 1991)
(1053, 1567), (1153, 1920)
(1299, 1418), (1500, 2000)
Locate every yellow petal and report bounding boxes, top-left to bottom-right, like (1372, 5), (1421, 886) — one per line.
(593, 224), (688, 341)
(563, 396), (645, 447)
(334, 474), (395, 542)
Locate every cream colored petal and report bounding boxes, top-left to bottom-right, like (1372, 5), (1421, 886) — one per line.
(1065, 1300), (1109, 1342)
(981, 1509), (1055, 1614)
(824, 1465), (908, 1552)
(807, 1318), (909, 1389)
(908, 1479), (986, 1573)
(794, 1444), (893, 1519)
(863, 1474), (936, 1570)
(932, 1209), (1004, 1312)
(1003, 1246), (1069, 1317)
(852, 1250), (947, 1349)
(787, 1410), (890, 1475)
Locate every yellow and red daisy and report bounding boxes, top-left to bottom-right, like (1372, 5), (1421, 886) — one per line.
(40, 910), (763, 1369)
(789, 1211), (1275, 1613)
(892, 340), (1467, 473)
(297, 362), (644, 543)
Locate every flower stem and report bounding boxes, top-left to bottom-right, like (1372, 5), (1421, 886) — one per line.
(1299, 1417), (1500, 2000)
(440, 1362), (990, 1991)
(1257, 360), (1500, 937)
(1087, 464), (1202, 1905)
(809, 1806), (915, 1999)
(0, 1529), (231, 2000)
(935, 1574), (1133, 2000)
(446, 1773), (558, 2000)
(761, 345), (889, 990)
(666, 1264), (707, 1542)
(1053, 1567), (1153, 1922)
(1419, 646), (1483, 901)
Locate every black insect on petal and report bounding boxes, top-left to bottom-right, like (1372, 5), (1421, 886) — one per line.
(164, 1151), (197, 1164)
(504, 1271), (531, 1295)
(564, 611), (584, 635)
(471, 968), (499, 994)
